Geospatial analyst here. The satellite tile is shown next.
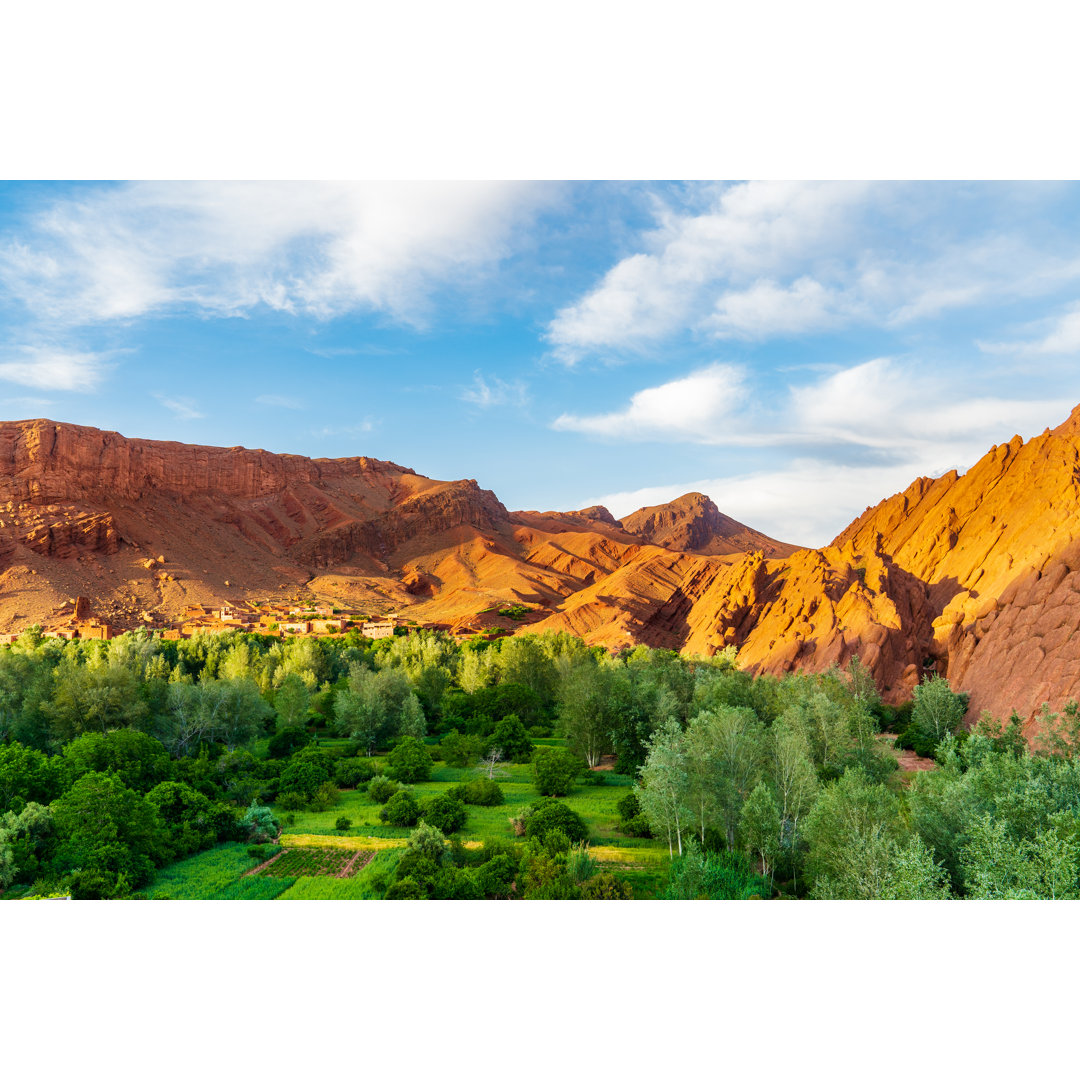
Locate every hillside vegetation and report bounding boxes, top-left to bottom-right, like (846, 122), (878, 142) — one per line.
(2, 625), (1079, 900)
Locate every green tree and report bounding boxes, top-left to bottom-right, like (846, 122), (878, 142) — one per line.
(274, 672), (311, 728)
(636, 719), (691, 857)
(911, 674), (968, 752)
(51, 772), (166, 893)
(386, 737), (433, 783)
(739, 782), (781, 883)
(532, 747), (580, 797)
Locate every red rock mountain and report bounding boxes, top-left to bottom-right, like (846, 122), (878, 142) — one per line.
(619, 492), (797, 557)
(4, 410), (1080, 724)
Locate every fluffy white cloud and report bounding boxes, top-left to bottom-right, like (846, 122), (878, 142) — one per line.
(563, 357), (1076, 545)
(705, 277), (852, 338)
(0, 182), (550, 328)
(548, 181), (869, 359)
(552, 364), (749, 442)
(460, 371), (529, 408)
(546, 182), (1080, 361)
(0, 346), (109, 391)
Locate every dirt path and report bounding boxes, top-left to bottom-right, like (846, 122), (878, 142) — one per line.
(336, 850), (375, 878)
(243, 849), (286, 877)
(878, 733), (937, 772)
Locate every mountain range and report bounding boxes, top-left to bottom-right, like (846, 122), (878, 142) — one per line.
(3, 408), (1080, 724)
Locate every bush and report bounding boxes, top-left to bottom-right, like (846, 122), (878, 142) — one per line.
(580, 872), (633, 899)
(385, 877), (427, 899)
(238, 801), (280, 843)
(267, 727), (314, 759)
(368, 776), (400, 804)
(446, 777), (505, 806)
(308, 781), (340, 811)
(380, 789), (420, 827)
(279, 760), (330, 800)
(532, 748), (581, 797)
(431, 867), (483, 900)
(246, 844), (278, 861)
(386, 737), (433, 783)
(335, 816), (352, 833)
(524, 798), (588, 845)
(566, 842), (598, 884)
(617, 792), (641, 821)
(476, 853), (518, 898)
(485, 714), (534, 762)
(334, 758), (376, 788)
(407, 822), (449, 864)
(622, 814), (653, 839)
(419, 792), (468, 834)
(277, 791), (307, 812)
(439, 731), (484, 768)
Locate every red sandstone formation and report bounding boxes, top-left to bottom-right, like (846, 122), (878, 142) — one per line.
(6, 409), (1080, 724)
(619, 492), (798, 558)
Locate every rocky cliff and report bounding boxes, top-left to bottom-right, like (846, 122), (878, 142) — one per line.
(4, 410), (1080, 725)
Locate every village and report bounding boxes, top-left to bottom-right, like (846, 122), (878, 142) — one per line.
(0, 595), (512, 646)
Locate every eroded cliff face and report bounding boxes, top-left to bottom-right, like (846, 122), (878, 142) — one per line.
(620, 492), (799, 558)
(6, 410), (1080, 724)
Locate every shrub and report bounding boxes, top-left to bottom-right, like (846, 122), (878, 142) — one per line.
(582, 769), (606, 786)
(334, 758), (376, 788)
(485, 714), (534, 762)
(267, 727), (314, 759)
(431, 867), (483, 899)
(394, 849), (440, 888)
(509, 804), (535, 837)
(308, 781), (340, 811)
(439, 731), (484, 768)
(419, 793), (468, 834)
(447, 777), (504, 806)
(278, 791), (307, 812)
(368, 776), (400, 804)
(407, 821), (449, 864)
(386, 737), (433, 783)
(279, 760), (329, 800)
(580, 872), (632, 900)
(617, 792), (642, 820)
(524, 798), (588, 845)
(532, 748), (581, 797)
(476, 853), (518, 898)
(385, 877), (427, 899)
(335, 816), (352, 833)
(238, 801), (280, 844)
(566, 842), (598, 884)
(380, 789), (420, 827)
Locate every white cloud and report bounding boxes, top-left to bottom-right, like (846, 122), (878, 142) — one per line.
(552, 364), (749, 442)
(0, 181), (551, 328)
(705, 277), (852, 338)
(255, 394), (305, 410)
(0, 346), (109, 391)
(562, 356), (1077, 544)
(460, 371), (529, 409)
(153, 393), (205, 420)
(980, 300), (1080, 356)
(546, 182), (1080, 361)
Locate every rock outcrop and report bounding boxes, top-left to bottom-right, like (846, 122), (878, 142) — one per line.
(7, 408), (1080, 725)
(620, 492), (798, 558)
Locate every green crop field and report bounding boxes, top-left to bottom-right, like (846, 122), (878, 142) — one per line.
(135, 844), (296, 900)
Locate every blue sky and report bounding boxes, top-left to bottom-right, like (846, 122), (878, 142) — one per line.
(1, 180), (1079, 547)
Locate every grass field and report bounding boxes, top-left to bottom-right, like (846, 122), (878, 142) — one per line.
(135, 843), (296, 900)
(132, 741), (671, 899)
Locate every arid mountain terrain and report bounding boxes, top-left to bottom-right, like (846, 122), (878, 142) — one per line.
(3, 410), (1080, 723)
